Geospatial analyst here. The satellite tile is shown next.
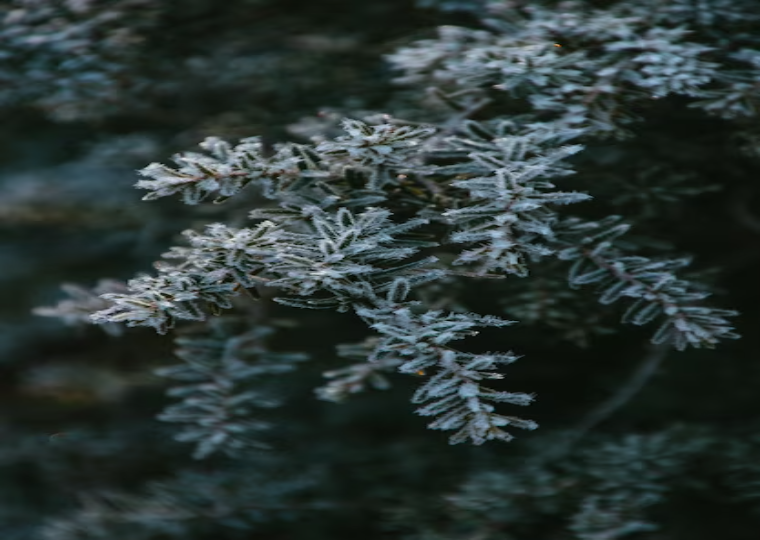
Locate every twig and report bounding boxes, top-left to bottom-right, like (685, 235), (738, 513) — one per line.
(551, 342), (670, 457)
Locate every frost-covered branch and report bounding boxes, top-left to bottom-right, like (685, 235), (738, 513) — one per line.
(554, 216), (738, 350)
(357, 291), (536, 445)
(84, 116), (737, 447)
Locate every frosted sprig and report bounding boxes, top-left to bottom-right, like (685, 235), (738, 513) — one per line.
(441, 124), (587, 275)
(91, 272), (238, 334)
(91, 205), (441, 328)
(388, 1), (747, 135)
(357, 294), (537, 445)
(136, 137), (305, 205)
(554, 216), (739, 350)
(316, 118), (435, 167)
(267, 206), (439, 303)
